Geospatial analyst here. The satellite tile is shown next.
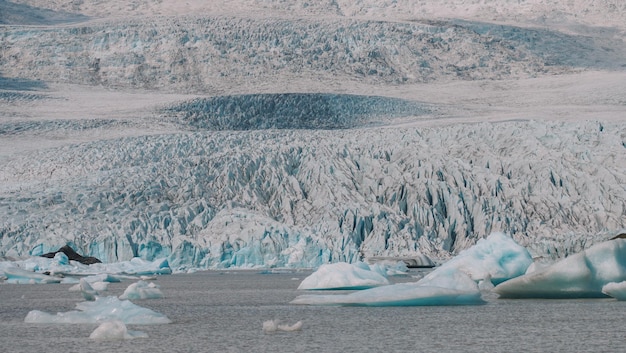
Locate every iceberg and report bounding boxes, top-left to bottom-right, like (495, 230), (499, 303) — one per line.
(89, 320), (148, 341)
(262, 320), (303, 333)
(119, 280), (164, 300)
(297, 262), (390, 290)
(494, 239), (626, 298)
(602, 282), (626, 301)
(291, 232), (529, 306)
(423, 232), (532, 285)
(291, 269), (484, 306)
(3, 266), (63, 284)
(24, 296), (171, 324)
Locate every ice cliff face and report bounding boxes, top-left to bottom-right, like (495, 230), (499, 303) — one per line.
(1, 117), (624, 268)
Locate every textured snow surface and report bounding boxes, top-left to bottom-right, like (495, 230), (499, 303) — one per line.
(494, 239), (626, 298)
(119, 280), (164, 300)
(1, 1), (626, 270)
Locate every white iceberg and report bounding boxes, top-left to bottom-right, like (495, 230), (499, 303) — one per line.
(495, 239), (626, 298)
(262, 320), (303, 333)
(89, 320), (148, 341)
(291, 269), (484, 306)
(297, 262), (390, 290)
(119, 280), (164, 300)
(2, 266), (63, 284)
(425, 232), (532, 285)
(602, 281), (626, 301)
(291, 232), (530, 306)
(24, 296), (171, 324)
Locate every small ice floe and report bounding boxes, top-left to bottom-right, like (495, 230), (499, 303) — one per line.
(89, 320), (148, 341)
(602, 281), (626, 301)
(119, 280), (164, 300)
(262, 319), (303, 333)
(24, 296), (171, 324)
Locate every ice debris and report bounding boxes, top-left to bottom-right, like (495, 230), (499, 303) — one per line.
(495, 239), (626, 298)
(119, 280), (164, 300)
(262, 320), (303, 333)
(89, 320), (148, 341)
(0, 256), (171, 284)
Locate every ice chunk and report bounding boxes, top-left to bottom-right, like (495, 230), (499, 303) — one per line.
(602, 282), (626, 300)
(495, 239), (626, 298)
(24, 296), (171, 324)
(3, 267), (62, 284)
(119, 280), (164, 300)
(291, 269), (484, 306)
(79, 278), (98, 301)
(297, 262), (390, 290)
(425, 232), (532, 284)
(89, 320), (148, 341)
(262, 320), (303, 333)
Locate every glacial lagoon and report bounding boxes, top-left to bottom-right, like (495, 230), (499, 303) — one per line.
(1, 270), (623, 353)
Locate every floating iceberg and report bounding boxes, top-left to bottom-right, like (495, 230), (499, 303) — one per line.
(291, 269), (484, 306)
(602, 282), (626, 301)
(424, 232), (532, 285)
(119, 280), (164, 300)
(297, 262), (390, 290)
(89, 320), (148, 341)
(291, 233), (529, 306)
(2, 266), (63, 284)
(24, 296), (171, 324)
(262, 320), (303, 333)
(495, 239), (626, 298)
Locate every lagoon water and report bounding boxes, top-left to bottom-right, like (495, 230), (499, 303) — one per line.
(1, 270), (624, 353)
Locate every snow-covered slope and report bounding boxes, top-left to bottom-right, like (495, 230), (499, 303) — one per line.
(1, 1), (625, 269)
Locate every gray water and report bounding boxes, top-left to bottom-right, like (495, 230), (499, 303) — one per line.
(1, 271), (624, 353)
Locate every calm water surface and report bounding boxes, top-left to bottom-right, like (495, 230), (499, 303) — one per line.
(1, 270), (624, 353)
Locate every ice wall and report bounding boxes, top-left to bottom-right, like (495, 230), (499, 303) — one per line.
(1, 119), (624, 269)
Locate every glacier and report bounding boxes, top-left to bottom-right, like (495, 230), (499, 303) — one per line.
(24, 296), (172, 325)
(1, 0), (626, 271)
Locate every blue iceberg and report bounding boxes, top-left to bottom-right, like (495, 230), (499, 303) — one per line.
(495, 239), (626, 298)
